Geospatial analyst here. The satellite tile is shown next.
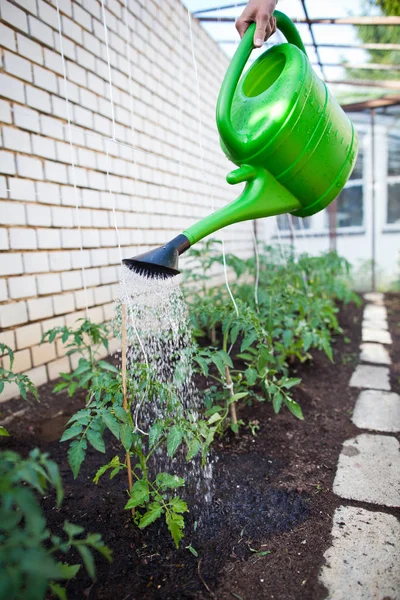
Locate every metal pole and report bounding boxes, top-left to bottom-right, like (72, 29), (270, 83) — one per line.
(371, 108), (376, 292)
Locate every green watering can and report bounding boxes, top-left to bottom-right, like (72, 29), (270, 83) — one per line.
(123, 11), (358, 278)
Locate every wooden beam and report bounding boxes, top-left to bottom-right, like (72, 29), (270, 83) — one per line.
(199, 16), (400, 25)
(216, 41), (400, 51)
(193, 2), (246, 15)
(327, 79), (400, 90)
(341, 95), (400, 111)
(339, 62), (400, 71)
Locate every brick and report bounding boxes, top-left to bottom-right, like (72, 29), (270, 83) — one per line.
(0, 330), (15, 351)
(32, 341), (57, 366)
(25, 365), (47, 388)
(16, 155), (43, 180)
(82, 0), (100, 20)
(17, 33), (43, 64)
(0, 229), (8, 250)
(71, 249), (91, 269)
(48, 356), (71, 380)
(36, 228), (61, 249)
(55, 0), (72, 17)
(74, 105), (93, 129)
(29, 16), (54, 47)
(84, 267), (100, 286)
(88, 170), (106, 190)
(37, 273), (61, 295)
(0, 150), (16, 174)
(82, 229), (100, 248)
(53, 292), (75, 315)
(0, 73), (25, 103)
(73, 3), (92, 30)
(87, 306), (103, 323)
(23, 252), (49, 273)
(76, 47), (95, 72)
(52, 206), (74, 227)
(37, 181), (61, 205)
(53, 33), (76, 61)
(8, 179), (36, 201)
(0, 23), (16, 51)
(37, 0), (58, 29)
(26, 85), (51, 113)
(0, 280), (7, 302)
(62, 15), (83, 44)
(10, 228), (37, 250)
(4, 51), (32, 82)
(49, 251), (71, 271)
(75, 288), (94, 309)
(64, 309), (85, 328)
(0, 300), (28, 327)
(44, 160), (68, 184)
(44, 48), (63, 75)
(0, 253), (23, 276)
(100, 230), (117, 246)
(8, 275), (37, 299)
(0, 100), (12, 123)
(0, 201), (26, 225)
(94, 285), (111, 305)
(61, 270), (82, 290)
(1, 1), (28, 32)
(14, 0), (37, 15)
(61, 228), (81, 249)
(0, 176), (7, 197)
(90, 248), (108, 266)
(2, 126), (30, 153)
(24, 204), (51, 227)
(2, 348), (31, 373)
(100, 266), (118, 284)
(33, 64), (58, 93)
(31, 134), (56, 160)
(41, 115), (64, 140)
(16, 322), (42, 350)
(67, 60), (87, 86)
(27, 296), (54, 320)
(77, 148), (96, 169)
(14, 106), (40, 132)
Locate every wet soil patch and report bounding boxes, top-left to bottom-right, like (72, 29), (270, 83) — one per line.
(0, 297), (376, 600)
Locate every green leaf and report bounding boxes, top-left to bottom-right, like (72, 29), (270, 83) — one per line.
(194, 356), (209, 376)
(68, 382), (78, 397)
(98, 360), (119, 373)
(56, 563), (81, 580)
(53, 381), (69, 393)
(211, 353), (225, 377)
(227, 392), (248, 405)
(148, 422), (163, 448)
(64, 521), (85, 537)
(240, 331), (258, 352)
(230, 422), (239, 434)
(321, 338), (333, 362)
(77, 545), (95, 580)
(60, 424), (83, 442)
(138, 502), (163, 529)
(186, 545), (198, 557)
(120, 424), (133, 451)
(167, 426), (183, 458)
(155, 473), (185, 490)
(303, 332), (313, 352)
(49, 582), (67, 600)
(272, 391), (284, 414)
(93, 456), (120, 484)
(285, 398), (304, 420)
(283, 329), (293, 348)
(101, 411), (120, 439)
(73, 359), (91, 376)
(68, 439), (87, 478)
(245, 368), (258, 386)
(125, 479), (149, 509)
(166, 511), (185, 548)
(207, 412), (221, 424)
(87, 428), (105, 453)
(169, 497), (188, 513)
(0, 426), (10, 436)
(216, 350), (233, 368)
(186, 439), (201, 461)
(281, 377), (301, 390)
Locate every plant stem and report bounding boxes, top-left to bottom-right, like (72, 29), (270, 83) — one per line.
(122, 303), (134, 514)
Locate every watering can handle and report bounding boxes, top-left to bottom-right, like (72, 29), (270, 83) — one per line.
(216, 11), (307, 157)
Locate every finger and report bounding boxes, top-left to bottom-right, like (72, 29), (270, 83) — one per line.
(236, 17), (251, 38)
(254, 13), (269, 47)
(270, 16), (277, 36)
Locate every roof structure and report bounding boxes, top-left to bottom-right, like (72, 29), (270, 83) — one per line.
(184, 0), (400, 110)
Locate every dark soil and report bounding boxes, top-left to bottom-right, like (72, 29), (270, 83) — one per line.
(3, 295), (398, 600)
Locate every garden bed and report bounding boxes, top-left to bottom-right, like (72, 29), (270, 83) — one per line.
(2, 295), (389, 600)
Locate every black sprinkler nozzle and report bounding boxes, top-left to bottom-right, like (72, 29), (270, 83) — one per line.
(122, 234), (191, 279)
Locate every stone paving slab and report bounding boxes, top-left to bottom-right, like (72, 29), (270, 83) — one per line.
(362, 327), (392, 344)
(362, 318), (388, 331)
(363, 304), (387, 321)
(349, 364), (390, 390)
(359, 342), (391, 365)
(352, 390), (400, 432)
(333, 434), (400, 506)
(320, 505), (400, 600)
(364, 292), (384, 303)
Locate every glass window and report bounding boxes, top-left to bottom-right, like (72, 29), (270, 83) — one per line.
(335, 185), (363, 228)
(277, 215), (312, 230)
(350, 132), (364, 180)
(387, 182), (400, 224)
(388, 135), (400, 177)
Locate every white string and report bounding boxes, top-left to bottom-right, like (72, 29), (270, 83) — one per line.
(124, 0), (136, 149)
(101, 0), (117, 141)
(55, 0), (88, 316)
(222, 239), (239, 317)
(251, 226), (260, 309)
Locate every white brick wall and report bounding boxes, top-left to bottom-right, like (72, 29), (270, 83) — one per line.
(0, 0), (254, 400)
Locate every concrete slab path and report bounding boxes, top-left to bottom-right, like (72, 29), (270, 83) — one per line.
(352, 390), (400, 432)
(349, 364), (390, 390)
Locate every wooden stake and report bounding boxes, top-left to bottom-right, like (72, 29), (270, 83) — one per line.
(225, 366), (237, 430)
(122, 303), (134, 515)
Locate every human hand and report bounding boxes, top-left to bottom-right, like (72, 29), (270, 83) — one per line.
(236, 0), (278, 47)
